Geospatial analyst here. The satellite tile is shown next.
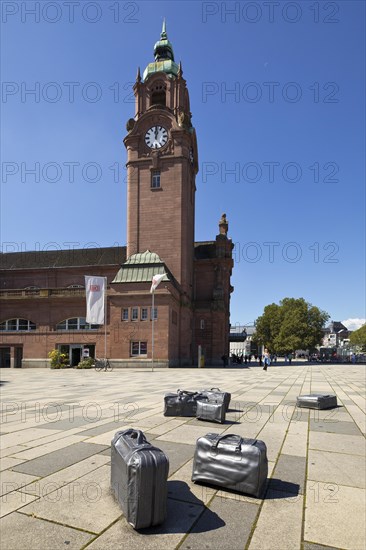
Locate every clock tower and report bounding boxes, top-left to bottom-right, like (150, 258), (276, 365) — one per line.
(124, 21), (198, 298)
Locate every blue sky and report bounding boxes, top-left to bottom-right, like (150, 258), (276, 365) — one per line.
(1, 0), (365, 328)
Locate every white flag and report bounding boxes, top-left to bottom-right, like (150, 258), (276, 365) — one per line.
(85, 276), (106, 324)
(150, 273), (165, 293)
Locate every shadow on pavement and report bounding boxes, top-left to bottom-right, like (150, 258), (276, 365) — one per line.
(139, 481), (225, 534)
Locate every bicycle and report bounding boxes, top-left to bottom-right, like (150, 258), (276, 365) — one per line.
(94, 358), (113, 372)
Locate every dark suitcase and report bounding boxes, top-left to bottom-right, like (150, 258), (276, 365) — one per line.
(296, 394), (337, 409)
(164, 390), (206, 417)
(111, 429), (169, 529)
(200, 388), (231, 411)
(192, 433), (268, 498)
(196, 399), (226, 424)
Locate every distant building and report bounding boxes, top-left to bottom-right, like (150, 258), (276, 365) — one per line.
(229, 325), (257, 357)
(322, 321), (350, 349)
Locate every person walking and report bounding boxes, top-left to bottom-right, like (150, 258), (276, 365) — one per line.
(263, 348), (270, 371)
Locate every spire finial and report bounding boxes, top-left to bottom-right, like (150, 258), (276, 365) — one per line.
(178, 61), (183, 76)
(136, 67), (141, 83)
(161, 18), (167, 39)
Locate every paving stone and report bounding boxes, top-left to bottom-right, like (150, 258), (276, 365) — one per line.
(20, 465), (120, 533)
(0, 490), (38, 518)
(309, 420), (362, 436)
(0, 511), (93, 549)
(0, 428), (63, 448)
(304, 482), (366, 550)
(248, 492), (303, 550)
(85, 499), (204, 549)
(156, 424), (226, 446)
(35, 415), (107, 430)
(20, 454), (110, 497)
(308, 450), (365, 488)
(303, 542), (342, 550)
(12, 442), (108, 477)
(180, 497), (258, 549)
(270, 454), (306, 494)
(0, 456), (27, 471)
(77, 419), (132, 437)
(168, 459), (216, 505)
(8, 434), (87, 461)
(309, 431), (366, 456)
(281, 433), (307, 457)
(153, 440), (195, 475)
(0, 471), (39, 495)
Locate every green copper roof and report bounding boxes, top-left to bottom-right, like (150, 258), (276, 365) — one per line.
(112, 250), (170, 284)
(143, 20), (179, 82)
(143, 60), (179, 81)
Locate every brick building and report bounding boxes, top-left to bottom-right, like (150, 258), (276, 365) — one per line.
(0, 24), (234, 368)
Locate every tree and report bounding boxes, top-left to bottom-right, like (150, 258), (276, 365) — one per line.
(254, 298), (329, 353)
(349, 324), (366, 351)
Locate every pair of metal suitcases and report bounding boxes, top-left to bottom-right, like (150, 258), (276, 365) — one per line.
(296, 393), (338, 409)
(192, 433), (268, 498)
(111, 429), (169, 529)
(163, 388), (231, 419)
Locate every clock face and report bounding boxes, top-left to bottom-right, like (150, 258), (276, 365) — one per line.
(145, 126), (168, 149)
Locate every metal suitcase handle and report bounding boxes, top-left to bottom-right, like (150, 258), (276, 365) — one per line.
(211, 433), (242, 452)
(122, 429), (147, 445)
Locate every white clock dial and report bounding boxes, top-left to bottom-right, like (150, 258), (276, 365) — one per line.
(144, 126), (168, 149)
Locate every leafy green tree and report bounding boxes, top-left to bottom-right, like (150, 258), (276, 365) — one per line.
(349, 324), (366, 351)
(254, 298), (329, 354)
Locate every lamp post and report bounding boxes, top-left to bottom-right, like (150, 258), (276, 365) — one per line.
(150, 274), (165, 372)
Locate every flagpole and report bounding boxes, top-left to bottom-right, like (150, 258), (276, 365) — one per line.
(151, 289), (154, 372)
(104, 277), (107, 361)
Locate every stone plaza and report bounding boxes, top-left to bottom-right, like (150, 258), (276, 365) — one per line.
(0, 363), (365, 550)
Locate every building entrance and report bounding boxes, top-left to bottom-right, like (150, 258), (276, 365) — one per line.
(59, 344), (95, 367)
(0, 348), (11, 368)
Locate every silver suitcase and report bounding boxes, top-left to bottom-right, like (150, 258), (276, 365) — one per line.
(192, 433), (268, 498)
(111, 429), (169, 529)
(196, 399), (226, 424)
(296, 394), (337, 409)
(200, 388), (231, 411)
(164, 390), (205, 417)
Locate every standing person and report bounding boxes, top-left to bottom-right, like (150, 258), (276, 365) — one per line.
(288, 352), (293, 365)
(263, 348), (270, 371)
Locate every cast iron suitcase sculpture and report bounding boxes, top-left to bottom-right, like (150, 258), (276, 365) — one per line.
(196, 399), (226, 424)
(164, 389), (206, 417)
(111, 429), (169, 529)
(200, 388), (231, 412)
(296, 394), (337, 410)
(192, 433), (268, 498)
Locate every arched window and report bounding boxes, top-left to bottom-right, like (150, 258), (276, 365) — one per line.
(151, 83), (166, 106)
(56, 317), (99, 330)
(0, 319), (36, 331)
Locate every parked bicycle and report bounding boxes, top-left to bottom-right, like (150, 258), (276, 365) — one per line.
(94, 358), (113, 372)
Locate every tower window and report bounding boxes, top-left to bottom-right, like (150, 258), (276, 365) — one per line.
(151, 87), (166, 106)
(151, 171), (161, 189)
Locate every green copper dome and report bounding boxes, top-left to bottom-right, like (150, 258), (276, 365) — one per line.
(143, 20), (179, 81)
